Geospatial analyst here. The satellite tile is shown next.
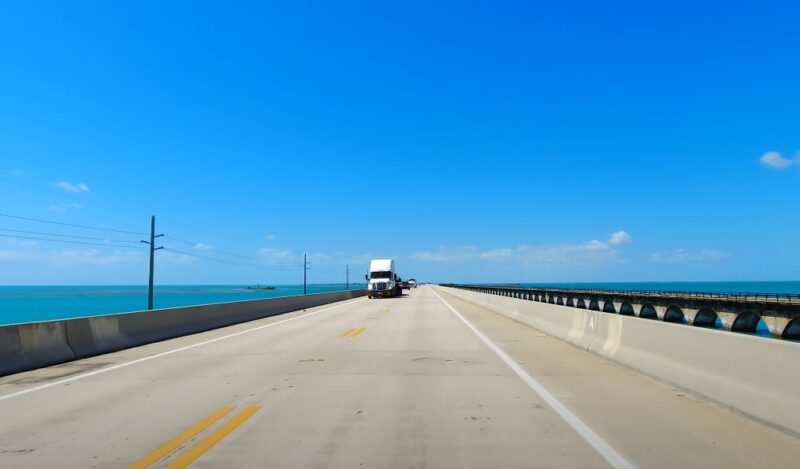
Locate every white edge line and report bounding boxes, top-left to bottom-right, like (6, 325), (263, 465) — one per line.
(431, 288), (635, 469)
(0, 298), (366, 402)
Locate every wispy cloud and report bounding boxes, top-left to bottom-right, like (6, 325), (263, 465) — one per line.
(258, 248), (296, 263)
(506, 240), (617, 266)
(648, 248), (729, 263)
(0, 248), (142, 265)
(55, 181), (91, 193)
(760, 151), (799, 170)
(335, 253), (379, 265)
(608, 230), (632, 245)
(5, 238), (38, 247)
(310, 252), (331, 263)
(160, 250), (198, 265)
(479, 248), (514, 261)
(193, 242), (213, 250)
(411, 231), (631, 266)
(49, 202), (83, 212)
(411, 245), (479, 262)
(257, 247), (332, 266)
(263, 234), (276, 241)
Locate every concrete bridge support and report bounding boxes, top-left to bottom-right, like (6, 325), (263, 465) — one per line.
(619, 302), (635, 316)
(663, 306), (687, 324)
(782, 317), (800, 340)
(638, 303), (658, 320)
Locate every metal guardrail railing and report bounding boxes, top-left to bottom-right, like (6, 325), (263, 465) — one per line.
(440, 284), (800, 341)
(442, 284), (800, 306)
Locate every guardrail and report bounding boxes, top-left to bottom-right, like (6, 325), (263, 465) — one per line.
(448, 284), (800, 305)
(441, 284), (800, 340)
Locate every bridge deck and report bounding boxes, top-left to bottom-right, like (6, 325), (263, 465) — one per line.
(0, 286), (797, 468)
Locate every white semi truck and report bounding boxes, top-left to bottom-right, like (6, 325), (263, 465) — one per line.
(366, 258), (402, 299)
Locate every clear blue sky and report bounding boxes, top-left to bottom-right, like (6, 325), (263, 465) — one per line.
(1, 1), (798, 285)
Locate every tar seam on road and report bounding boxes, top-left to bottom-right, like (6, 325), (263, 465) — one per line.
(431, 288), (635, 469)
(0, 298), (366, 402)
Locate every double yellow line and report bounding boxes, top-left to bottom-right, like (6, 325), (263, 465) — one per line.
(129, 405), (261, 469)
(339, 327), (366, 338)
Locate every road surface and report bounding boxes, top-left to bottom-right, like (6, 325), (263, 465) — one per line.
(0, 286), (798, 468)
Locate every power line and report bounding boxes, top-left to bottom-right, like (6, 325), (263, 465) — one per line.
(0, 212), (147, 235)
(164, 247), (301, 271)
(0, 233), (147, 250)
(309, 266), (340, 276)
(165, 248), (272, 270)
(162, 235), (300, 267)
(0, 210), (318, 276)
(1, 214), (307, 269)
(0, 227), (142, 244)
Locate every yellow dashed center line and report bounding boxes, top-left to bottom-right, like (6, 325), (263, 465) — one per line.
(339, 327), (366, 338)
(128, 406), (234, 469)
(165, 406), (261, 469)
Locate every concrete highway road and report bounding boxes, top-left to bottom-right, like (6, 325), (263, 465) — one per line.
(0, 286), (798, 468)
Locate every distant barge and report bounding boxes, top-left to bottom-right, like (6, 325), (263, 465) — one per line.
(245, 285), (276, 290)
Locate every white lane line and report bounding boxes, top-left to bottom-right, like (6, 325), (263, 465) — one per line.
(0, 298), (366, 402)
(431, 288), (634, 469)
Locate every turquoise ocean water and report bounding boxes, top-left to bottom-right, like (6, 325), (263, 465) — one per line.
(0, 284), (366, 326)
(2, 281), (798, 327)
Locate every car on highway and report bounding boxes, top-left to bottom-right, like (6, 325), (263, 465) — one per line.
(408, 279), (417, 288)
(401, 281), (410, 290)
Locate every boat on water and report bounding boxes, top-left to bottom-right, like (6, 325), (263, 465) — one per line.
(245, 284), (276, 290)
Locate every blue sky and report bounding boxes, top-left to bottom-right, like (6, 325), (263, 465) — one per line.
(1, 1), (798, 285)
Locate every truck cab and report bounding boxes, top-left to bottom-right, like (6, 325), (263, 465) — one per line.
(366, 258), (402, 298)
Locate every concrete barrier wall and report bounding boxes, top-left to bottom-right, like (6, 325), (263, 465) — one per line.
(437, 286), (800, 436)
(1, 290), (366, 377)
(0, 322), (76, 377)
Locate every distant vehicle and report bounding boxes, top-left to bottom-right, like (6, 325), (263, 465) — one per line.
(245, 284), (276, 290)
(401, 281), (410, 290)
(408, 279), (417, 288)
(366, 258), (402, 299)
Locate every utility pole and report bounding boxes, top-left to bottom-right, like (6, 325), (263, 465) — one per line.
(346, 264), (350, 290)
(140, 215), (163, 310)
(303, 253), (309, 295)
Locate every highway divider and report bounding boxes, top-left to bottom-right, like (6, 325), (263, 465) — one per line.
(0, 290), (366, 377)
(436, 285), (800, 437)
